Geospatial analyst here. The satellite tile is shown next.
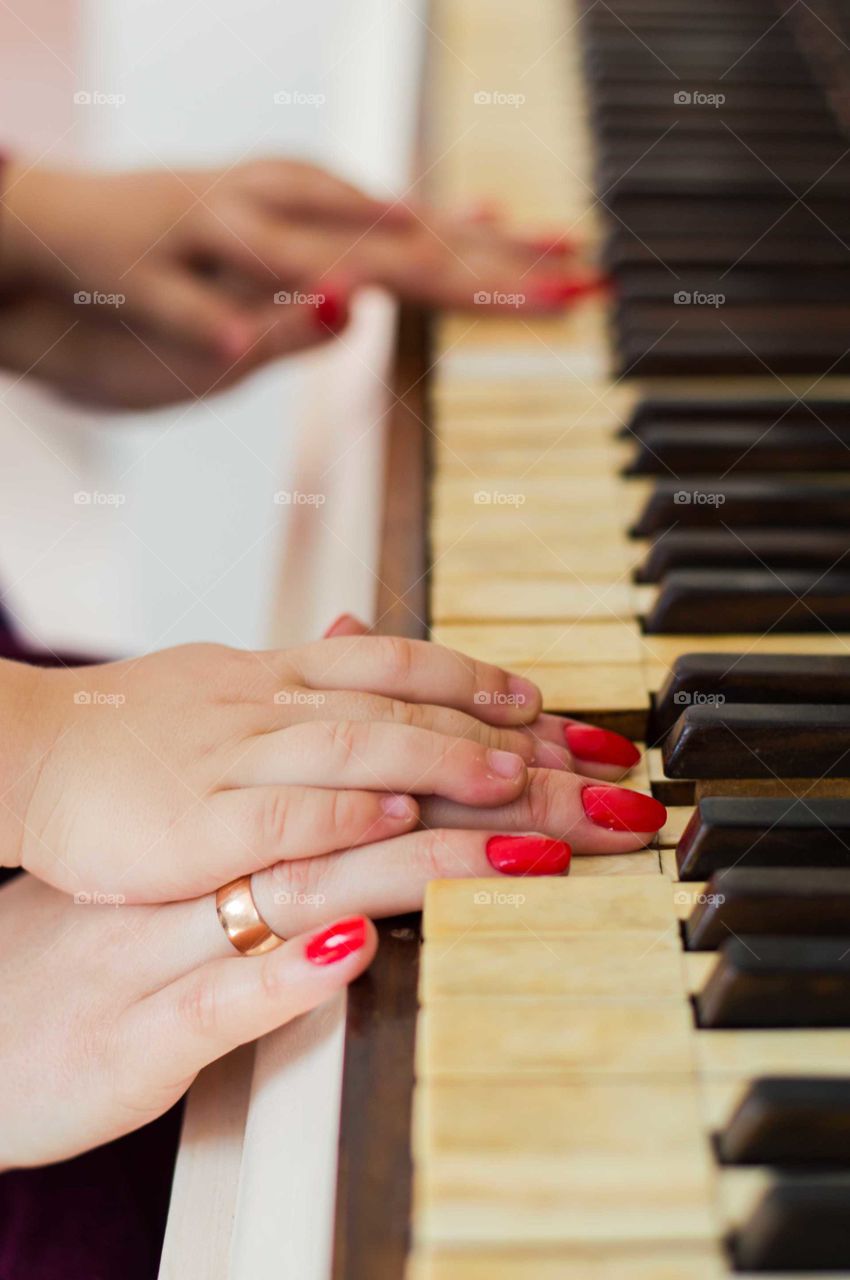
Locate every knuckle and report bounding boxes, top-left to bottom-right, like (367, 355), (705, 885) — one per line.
(321, 719), (363, 771)
(328, 787), (367, 838)
(267, 853), (323, 905)
(377, 636), (417, 685)
(414, 829), (450, 881)
(526, 769), (562, 833)
(258, 788), (293, 854)
(387, 697), (420, 728)
(177, 971), (223, 1044)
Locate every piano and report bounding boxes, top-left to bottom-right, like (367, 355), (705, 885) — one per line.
(161, 0), (850, 1275)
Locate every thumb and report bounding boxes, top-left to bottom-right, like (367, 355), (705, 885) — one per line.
(119, 916), (376, 1090)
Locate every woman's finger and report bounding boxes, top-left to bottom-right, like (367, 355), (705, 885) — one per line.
(118, 916), (377, 1090)
(251, 828), (571, 935)
(522, 713), (642, 781)
(419, 769), (667, 853)
(241, 159), (415, 226)
(284, 636), (542, 725)
(224, 720), (528, 806)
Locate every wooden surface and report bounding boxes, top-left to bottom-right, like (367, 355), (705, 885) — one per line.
(331, 310), (431, 1280)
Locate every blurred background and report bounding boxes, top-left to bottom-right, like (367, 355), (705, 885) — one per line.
(0, 0), (424, 655)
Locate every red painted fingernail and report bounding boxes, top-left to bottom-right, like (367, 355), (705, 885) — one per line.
(581, 785), (666, 833)
(486, 834), (571, 876)
(565, 723), (641, 769)
(529, 276), (607, 308)
(305, 916), (367, 965)
(315, 289), (348, 333)
(323, 612), (361, 638)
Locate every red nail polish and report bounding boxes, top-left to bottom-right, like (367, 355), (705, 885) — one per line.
(526, 234), (575, 256)
(323, 612), (358, 638)
(565, 723), (641, 769)
(529, 276), (606, 308)
(305, 916), (367, 965)
(486, 834), (571, 876)
(315, 290), (347, 333)
(581, 786), (667, 833)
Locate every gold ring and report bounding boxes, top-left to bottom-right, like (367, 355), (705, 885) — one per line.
(215, 876), (284, 956)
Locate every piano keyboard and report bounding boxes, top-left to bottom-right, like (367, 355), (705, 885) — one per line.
(407, 0), (850, 1275)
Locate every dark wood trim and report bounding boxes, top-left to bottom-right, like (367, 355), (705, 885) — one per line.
(331, 306), (431, 1280)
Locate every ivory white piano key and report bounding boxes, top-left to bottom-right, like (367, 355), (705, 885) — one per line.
(416, 1001), (697, 1079)
(661, 848), (681, 880)
(643, 633), (850, 669)
(423, 875), (679, 937)
(673, 881), (709, 917)
(413, 1079), (710, 1162)
(533, 665), (650, 715)
(431, 507), (645, 548)
(659, 806), (696, 849)
(406, 1243), (727, 1280)
(434, 444), (631, 478)
(420, 931), (684, 1001)
(716, 1168), (772, 1230)
(685, 952), (716, 994)
(569, 852), (659, 878)
(433, 474), (648, 512)
(430, 578), (637, 625)
(429, 540), (639, 580)
(695, 1028), (850, 1077)
(412, 1148), (716, 1247)
(431, 620), (645, 667)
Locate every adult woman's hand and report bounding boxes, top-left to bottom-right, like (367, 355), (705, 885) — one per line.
(0, 873), (378, 1170)
(0, 159), (600, 406)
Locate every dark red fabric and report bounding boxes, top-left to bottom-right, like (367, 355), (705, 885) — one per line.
(0, 621), (179, 1278)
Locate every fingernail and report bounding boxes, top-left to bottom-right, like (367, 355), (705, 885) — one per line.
(581, 785), (666, 833)
(381, 793), (417, 821)
(323, 612), (361, 638)
(531, 739), (572, 771)
(529, 276), (606, 308)
(315, 289), (348, 333)
(305, 916), (367, 965)
(486, 834), (571, 875)
(486, 749), (525, 780)
(506, 674), (540, 713)
(565, 724), (641, 769)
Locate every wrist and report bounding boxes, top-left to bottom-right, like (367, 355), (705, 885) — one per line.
(0, 659), (57, 870)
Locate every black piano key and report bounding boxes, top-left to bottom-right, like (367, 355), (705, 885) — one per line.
(718, 1077), (850, 1166)
(676, 798), (850, 880)
(627, 422), (850, 474)
(643, 569), (850, 634)
(695, 935), (850, 1029)
(654, 654), (850, 738)
(662, 704), (850, 779)
(626, 398), (850, 434)
(734, 1177), (850, 1269)
(684, 868), (850, 949)
(637, 529), (850, 584)
(632, 482), (850, 535)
